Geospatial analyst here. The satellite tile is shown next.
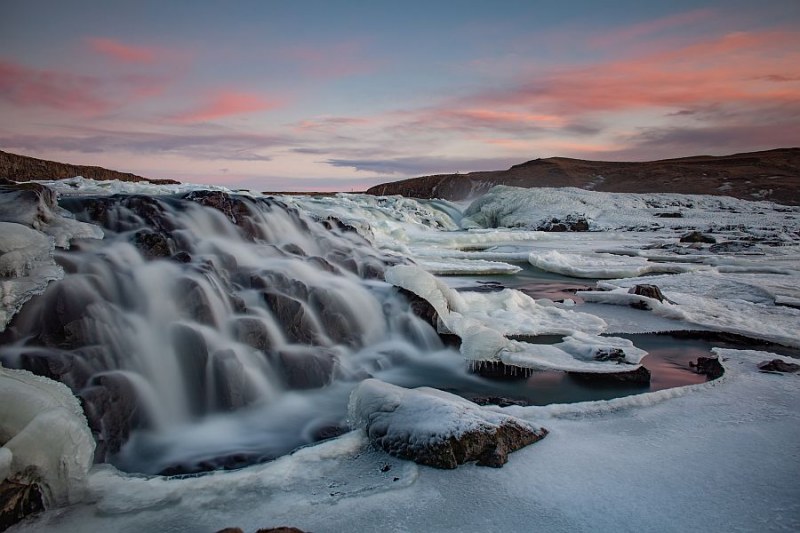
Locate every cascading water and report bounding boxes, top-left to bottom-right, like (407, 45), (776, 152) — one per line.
(0, 190), (449, 474)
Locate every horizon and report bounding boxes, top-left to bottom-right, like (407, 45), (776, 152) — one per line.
(3, 1), (800, 191)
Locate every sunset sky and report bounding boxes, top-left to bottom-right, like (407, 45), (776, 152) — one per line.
(2, 0), (799, 191)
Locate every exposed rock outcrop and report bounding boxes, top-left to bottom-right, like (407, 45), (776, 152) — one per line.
(0, 150), (177, 185)
(366, 148), (800, 205)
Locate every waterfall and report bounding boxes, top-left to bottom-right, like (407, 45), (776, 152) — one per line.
(0, 191), (445, 474)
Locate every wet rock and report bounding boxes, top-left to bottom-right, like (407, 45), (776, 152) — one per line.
(183, 191), (261, 240)
(16, 349), (93, 391)
(262, 292), (324, 345)
(310, 424), (348, 442)
(132, 229), (172, 259)
(593, 348), (627, 363)
(160, 451), (265, 477)
(0, 477), (45, 532)
(470, 396), (529, 407)
(174, 277), (216, 326)
(569, 366), (651, 385)
(757, 359), (800, 373)
(680, 231), (716, 244)
(171, 251), (192, 263)
(690, 356), (724, 380)
(231, 317), (274, 353)
(654, 212), (683, 218)
(628, 284), (669, 310)
(211, 349), (248, 410)
(276, 348), (337, 389)
(79, 372), (140, 462)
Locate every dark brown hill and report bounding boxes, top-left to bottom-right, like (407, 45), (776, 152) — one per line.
(0, 150), (179, 185)
(366, 148), (800, 205)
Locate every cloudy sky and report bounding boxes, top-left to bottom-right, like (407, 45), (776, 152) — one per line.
(2, 1), (799, 191)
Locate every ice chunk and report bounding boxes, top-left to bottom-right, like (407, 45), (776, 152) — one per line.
(528, 250), (689, 279)
(0, 365), (95, 506)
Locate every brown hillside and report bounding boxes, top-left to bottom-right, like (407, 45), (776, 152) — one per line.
(366, 148), (800, 205)
(0, 150), (179, 185)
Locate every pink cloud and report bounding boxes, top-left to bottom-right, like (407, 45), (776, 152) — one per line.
(462, 30), (800, 116)
(0, 59), (111, 113)
(86, 37), (158, 64)
(171, 90), (282, 123)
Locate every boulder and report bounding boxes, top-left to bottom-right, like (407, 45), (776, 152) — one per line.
(680, 231), (716, 244)
(757, 359), (800, 373)
(349, 379), (547, 469)
(0, 477), (45, 532)
(690, 356), (725, 380)
(627, 284), (668, 310)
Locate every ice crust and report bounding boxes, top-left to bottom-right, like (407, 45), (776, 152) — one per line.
(528, 249), (690, 278)
(385, 264), (646, 372)
(0, 365), (95, 506)
(0, 182), (103, 330)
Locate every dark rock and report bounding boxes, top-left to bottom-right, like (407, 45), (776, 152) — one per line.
(680, 231), (716, 244)
(174, 277), (216, 326)
(569, 366), (651, 384)
(0, 478), (45, 532)
(628, 284), (669, 310)
(262, 292), (324, 345)
(0, 149), (177, 184)
(171, 251), (192, 263)
(310, 425), (348, 442)
(593, 348), (627, 363)
(654, 212), (683, 218)
(215, 528), (244, 533)
(255, 528), (308, 533)
(231, 317), (274, 353)
(538, 215), (589, 232)
(470, 396), (529, 407)
(211, 349), (248, 410)
(757, 359), (800, 373)
(276, 348), (337, 389)
(689, 356), (725, 380)
(132, 229), (172, 259)
(79, 371), (141, 462)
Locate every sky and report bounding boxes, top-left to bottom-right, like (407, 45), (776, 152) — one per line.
(2, 1), (799, 191)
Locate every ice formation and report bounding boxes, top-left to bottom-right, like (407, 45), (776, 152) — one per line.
(0, 181), (102, 330)
(385, 264), (646, 372)
(0, 365), (95, 506)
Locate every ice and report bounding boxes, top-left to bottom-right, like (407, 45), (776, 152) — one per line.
(580, 271), (800, 347)
(385, 264), (644, 372)
(37, 176), (235, 197)
(528, 249), (691, 278)
(0, 365), (95, 506)
(414, 258), (522, 275)
(0, 181), (102, 330)
(463, 185), (800, 240)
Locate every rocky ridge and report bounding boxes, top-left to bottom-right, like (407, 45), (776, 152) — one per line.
(0, 150), (178, 185)
(366, 148), (800, 205)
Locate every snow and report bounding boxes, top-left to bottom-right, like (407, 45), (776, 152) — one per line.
(0, 365), (95, 506)
(348, 378), (544, 449)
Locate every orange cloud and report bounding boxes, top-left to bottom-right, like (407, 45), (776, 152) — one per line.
(86, 37), (158, 64)
(171, 90), (282, 123)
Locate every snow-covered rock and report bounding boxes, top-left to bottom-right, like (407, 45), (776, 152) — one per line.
(348, 379), (547, 468)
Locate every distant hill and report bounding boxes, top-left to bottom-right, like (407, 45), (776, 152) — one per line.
(366, 148), (800, 205)
(0, 150), (179, 185)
